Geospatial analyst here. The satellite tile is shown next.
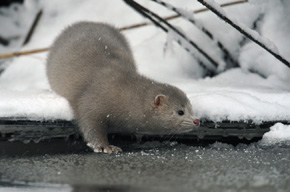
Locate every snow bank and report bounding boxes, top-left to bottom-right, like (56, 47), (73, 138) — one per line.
(0, 89), (73, 121)
(176, 69), (290, 123)
(260, 123), (290, 145)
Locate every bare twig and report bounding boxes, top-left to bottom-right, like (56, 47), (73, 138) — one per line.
(197, 0), (290, 69)
(119, 22), (149, 31)
(0, 48), (49, 59)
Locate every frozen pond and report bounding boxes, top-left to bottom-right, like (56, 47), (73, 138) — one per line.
(1, 140), (290, 192)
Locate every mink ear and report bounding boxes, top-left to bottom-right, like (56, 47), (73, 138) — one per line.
(154, 94), (167, 107)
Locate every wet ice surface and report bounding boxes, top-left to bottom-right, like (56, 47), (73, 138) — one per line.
(1, 141), (290, 192)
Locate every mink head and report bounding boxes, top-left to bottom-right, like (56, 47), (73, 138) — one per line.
(150, 85), (200, 134)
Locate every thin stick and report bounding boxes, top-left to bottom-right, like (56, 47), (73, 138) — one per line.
(0, 48), (50, 59)
(197, 0), (290, 68)
(119, 22), (149, 31)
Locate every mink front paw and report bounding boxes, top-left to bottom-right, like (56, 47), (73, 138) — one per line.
(87, 143), (122, 154)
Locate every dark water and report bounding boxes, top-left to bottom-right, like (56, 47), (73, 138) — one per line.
(0, 140), (290, 192)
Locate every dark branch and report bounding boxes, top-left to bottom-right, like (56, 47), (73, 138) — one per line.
(0, 36), (9, 46)
(22, 10), (43, 46)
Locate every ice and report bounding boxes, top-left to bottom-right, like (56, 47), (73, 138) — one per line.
(0, 180), (72, 192)
(1, 142), (290, 191)
(210, 141), (234, 151)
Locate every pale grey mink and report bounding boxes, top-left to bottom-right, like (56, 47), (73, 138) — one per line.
(46, 21), (200, 153)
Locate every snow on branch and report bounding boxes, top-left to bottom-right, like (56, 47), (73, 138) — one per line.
(124, 0), (221, 75)
(239, 13), (264, 47)
(151, 0), (238, 68)
(197, 0), (290, 69)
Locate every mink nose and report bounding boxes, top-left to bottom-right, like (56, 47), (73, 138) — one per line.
(193, 119), (200, 126)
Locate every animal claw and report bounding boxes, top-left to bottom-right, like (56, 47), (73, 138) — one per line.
(93, 145), (122, 154)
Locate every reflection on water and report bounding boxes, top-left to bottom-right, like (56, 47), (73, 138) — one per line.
(0, 180), (71, 192)
(0, 181), (144, 192)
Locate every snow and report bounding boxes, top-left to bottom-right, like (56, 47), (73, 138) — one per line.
(260, 123), (290, 145)
(240, 0), (290, 80)
(0, 1), (39, 54)
(0, 0), (289, 133)
(156, 0), (226, 71)
(202, 0), (280, 55)
(176, 69), (290, 123)
(0, 89), (73, 121)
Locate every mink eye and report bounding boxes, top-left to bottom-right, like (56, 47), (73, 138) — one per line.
(177, 110), (184, 116)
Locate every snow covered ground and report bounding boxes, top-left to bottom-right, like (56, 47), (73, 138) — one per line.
(0, 0), (290, 142)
